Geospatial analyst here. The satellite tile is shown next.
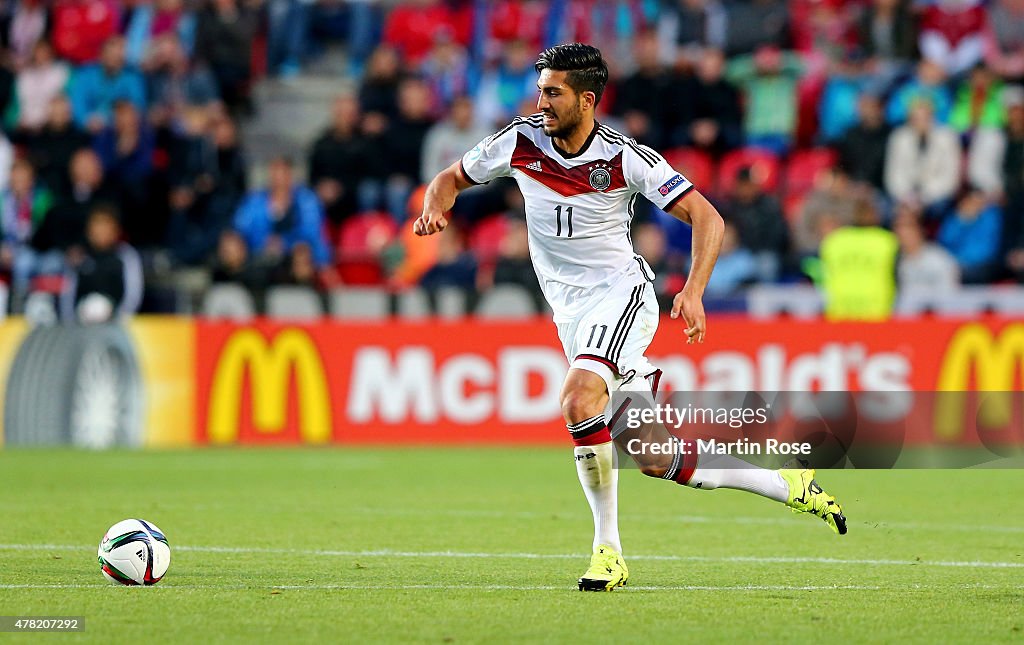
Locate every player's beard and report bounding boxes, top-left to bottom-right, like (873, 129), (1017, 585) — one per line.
(541, 100), (584, 140)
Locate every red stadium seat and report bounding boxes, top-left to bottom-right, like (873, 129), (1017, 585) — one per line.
(718, 148), (782, 196)
(336, 212), (398, 285)
(469, 214), (509, 265)
(784, 148), (838, 198)
(663, 147), (716, 194)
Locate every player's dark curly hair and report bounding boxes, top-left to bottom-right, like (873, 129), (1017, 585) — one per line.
(534, 43), (609, 105)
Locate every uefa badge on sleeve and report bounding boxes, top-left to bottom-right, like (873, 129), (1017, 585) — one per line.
(589, 164), (612, 191)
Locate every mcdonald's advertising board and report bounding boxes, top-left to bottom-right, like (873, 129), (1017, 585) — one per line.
(2, 316), (1023, 447)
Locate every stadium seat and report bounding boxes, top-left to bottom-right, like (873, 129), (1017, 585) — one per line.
(663, 147), (716, 194)
(435, 287), (467, 319)
(329, 286), (390, 319)
(337, 212), (398, 285)
(475, 284), (538, 319)
(265, 286), (324, 320)
(718, 148), (782, 196)
(747, 284), (823, 319)
(930, 287), (991, 316)
(0, 281), (6, 320)
(201, 284), (256, 321)
(784, 148), (838, 198)
(988, 287), (1024, 314)
(396, 287), (431, 319)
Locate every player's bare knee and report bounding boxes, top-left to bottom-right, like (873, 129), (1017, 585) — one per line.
(560, 388), (603, 425)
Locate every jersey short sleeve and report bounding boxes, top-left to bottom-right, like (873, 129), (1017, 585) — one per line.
(460, 124), (517, 185)
(624, 143), (695, 212)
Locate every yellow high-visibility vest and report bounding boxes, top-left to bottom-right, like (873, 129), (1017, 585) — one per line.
(820, 226), (899, 321)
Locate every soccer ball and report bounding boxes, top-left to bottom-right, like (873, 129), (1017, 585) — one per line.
(97, 519), (170, 585)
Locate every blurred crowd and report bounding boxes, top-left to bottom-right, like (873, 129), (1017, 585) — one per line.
(2, 0), (1024, 320)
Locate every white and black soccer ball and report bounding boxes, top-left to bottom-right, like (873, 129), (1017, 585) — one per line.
(97, 519), (170, 585)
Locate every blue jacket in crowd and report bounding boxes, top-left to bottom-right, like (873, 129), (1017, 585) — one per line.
(233, 187), (331, 268)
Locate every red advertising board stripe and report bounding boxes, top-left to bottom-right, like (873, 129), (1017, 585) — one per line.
(194, 317), (1024, 445)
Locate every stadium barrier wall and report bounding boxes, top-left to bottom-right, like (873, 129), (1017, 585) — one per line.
(1, 316), (1023, 448)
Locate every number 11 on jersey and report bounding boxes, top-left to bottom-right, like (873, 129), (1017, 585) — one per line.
(554, 205), (574, 238)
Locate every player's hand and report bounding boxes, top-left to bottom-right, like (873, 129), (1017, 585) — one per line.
(670, 287), (707, 344)
(413, 210), (448, 236)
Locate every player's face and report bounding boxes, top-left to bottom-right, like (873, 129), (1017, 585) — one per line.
(536, 69), (584, 139)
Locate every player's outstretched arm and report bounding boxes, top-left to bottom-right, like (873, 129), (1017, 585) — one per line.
(666, 189), (725, 344)
(413, 161), (474, 236)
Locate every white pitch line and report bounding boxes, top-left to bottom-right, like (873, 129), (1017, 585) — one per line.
(1, 544), (1022, 569)
(1, 583), (1022, 592)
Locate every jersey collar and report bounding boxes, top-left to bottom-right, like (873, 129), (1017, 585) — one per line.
(552, 120), (600, 160)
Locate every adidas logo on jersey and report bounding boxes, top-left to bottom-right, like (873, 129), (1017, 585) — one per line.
(525, 160), (542, 172)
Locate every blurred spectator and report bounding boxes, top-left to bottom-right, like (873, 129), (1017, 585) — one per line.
(69, 36), (146, 134)
(674, 47), (742, 153)
(19, 95), (91, 196)
(612, 30), (671, 147)
(144, 34), (219, 128)
(194, 0), (257, 115)
(61, 203), (143, 322)
(359, 45), (404, 117)
(233, 156), (331, 271)
(886, 59), (952, 125)
(837, 93), (890, 190)
(937, 188), (1003, 283)
(984, 0), (1024, 81)
(893, 204), (960, 291)
(313, 0), (382, 73)
(493, 216), (544, 307)
(818, 51), (870, 143)
(703, 222), (756, 295)
(474, 39), (537, 128)
(788, 0), (858, 61)
(884, 98), (962, 216)
(267, 0), (313, 78)
(419, 224), (477, 291)
(726, 166), (788, 281)
(6, 0), (48, 68)
(210, 229), (268, 293)
(657, 0), (727, 56)
(166, 108), (243, 265)
(726, 46), (803, 154)
(383, 0), (472, 66)
(950, 63), (1006, 134)
(0, 159), (59, 300)
(124, 0), (196, 68)
(421, 94), (489, 183)
(52, 0), (119, 65)
(309, 94), (368, 225)
(919, 0), (987, 76)
(819, 200), (898, 321)
(965, 85), (1023, 197)
(483, 0), (548, 55)
(366, 78), (435, 220)
(1004, 87), (1024, 200)
(271, 242), (319, 287)
(13, 41), (70, 133)
(795, 167), (860, 256)
(859, 0), (917, 76)
(419, 38), (471, 113)
(33, 149), (114, 256)
(722, 0), (788, 57)
(93, 100), (156, 242)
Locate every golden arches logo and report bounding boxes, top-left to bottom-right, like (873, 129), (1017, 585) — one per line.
(935, 323), (1024, 439)
(207, 328), (332, 444)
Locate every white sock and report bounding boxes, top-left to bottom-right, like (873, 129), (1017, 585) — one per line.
(574, 442), (621, 553)
(687, 454), (789, 503)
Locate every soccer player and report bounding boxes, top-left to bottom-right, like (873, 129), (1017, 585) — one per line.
(415, 43), (846, 591)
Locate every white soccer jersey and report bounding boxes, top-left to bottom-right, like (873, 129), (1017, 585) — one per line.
(461, 114), (693, 323)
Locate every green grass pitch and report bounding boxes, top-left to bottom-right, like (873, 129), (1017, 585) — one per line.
(0, 448), (1022, 643)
